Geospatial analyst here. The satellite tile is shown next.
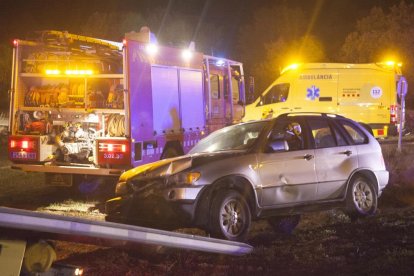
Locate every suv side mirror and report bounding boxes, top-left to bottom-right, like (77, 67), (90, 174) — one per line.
(266, 139), (289, 153)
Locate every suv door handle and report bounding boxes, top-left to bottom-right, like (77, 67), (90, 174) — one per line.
(303, 154), (314, 161)
(341, 150), (353, 156)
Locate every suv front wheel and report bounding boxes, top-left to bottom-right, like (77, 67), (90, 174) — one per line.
(346, 176), (378, 219)
(209, 190), (251, 241)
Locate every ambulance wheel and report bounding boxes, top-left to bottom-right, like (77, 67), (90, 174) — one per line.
(388, 125), (398, 136)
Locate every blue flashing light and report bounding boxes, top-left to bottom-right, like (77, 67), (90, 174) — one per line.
(215, 59), (225, 67)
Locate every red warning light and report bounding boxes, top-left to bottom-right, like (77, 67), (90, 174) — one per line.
(13, 39), (18, 47)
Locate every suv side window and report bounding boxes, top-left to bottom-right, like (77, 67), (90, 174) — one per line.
(269, 119), (304, 151)
(308, 118), (337, 148)
(257, 83), (289, 106)
(338, 120), (368, 144)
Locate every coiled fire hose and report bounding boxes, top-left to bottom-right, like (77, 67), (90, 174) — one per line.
(106, 114), (125, 136)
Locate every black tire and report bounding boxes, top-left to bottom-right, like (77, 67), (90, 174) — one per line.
(267, 215), (301, 235)
(209, 190), (251, 241)
(388, 125), (398, 136)
(346, 176), (377, 219)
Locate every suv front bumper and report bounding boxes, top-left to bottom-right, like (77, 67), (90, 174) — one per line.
(105, 186), (206, 229)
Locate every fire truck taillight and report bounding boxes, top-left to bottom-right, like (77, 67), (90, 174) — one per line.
(13, 39), (18, 47)
(9, 139), (36, 150)
(9, 137), (39, 161)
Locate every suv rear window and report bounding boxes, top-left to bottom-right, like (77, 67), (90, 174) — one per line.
(308, 118), (349, 149)
(338, 120), (368, 144)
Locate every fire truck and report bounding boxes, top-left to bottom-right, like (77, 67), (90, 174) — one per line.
(8, 29), (245, 187)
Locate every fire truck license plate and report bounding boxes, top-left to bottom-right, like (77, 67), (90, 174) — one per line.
(11, 152), (37, 160)
(103, 153), (124, 159)
(45, 173), (73, 186)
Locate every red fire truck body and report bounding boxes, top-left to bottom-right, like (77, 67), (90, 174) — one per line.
(8, 30), (245, 186)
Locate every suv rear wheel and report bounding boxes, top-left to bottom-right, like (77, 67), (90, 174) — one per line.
(346, 176), (377, 219)
(209, 190), (251, 241)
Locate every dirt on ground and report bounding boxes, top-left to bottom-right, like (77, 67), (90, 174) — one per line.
(1, 140), (414, 275)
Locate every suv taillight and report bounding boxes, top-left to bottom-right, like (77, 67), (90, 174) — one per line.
(9, 136), (39, 161)
(97, 139), (130, 166)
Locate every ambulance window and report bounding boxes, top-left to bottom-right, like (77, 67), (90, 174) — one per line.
(210, 74), (220, 99)
(338, 120), (368, 144)
(258, 83), (289, 106)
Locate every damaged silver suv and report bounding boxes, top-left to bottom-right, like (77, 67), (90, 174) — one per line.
(106, 113), (389, 241)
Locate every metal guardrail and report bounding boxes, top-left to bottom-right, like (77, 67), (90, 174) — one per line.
(378, 134), (414, 145)
(0, 207), (253, 256)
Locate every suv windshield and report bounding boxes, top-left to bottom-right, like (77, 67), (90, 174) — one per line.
(189, 121), (268, 153)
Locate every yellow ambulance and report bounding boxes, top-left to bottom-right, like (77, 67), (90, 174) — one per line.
(243, 63), (404, 137)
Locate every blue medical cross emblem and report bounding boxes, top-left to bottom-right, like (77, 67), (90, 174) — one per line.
(307, 85), (320, 101)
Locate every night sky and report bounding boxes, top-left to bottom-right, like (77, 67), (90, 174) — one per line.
(0, 0), (409, 58)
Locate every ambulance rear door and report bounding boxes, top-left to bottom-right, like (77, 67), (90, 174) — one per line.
(337, 67), (392, 126)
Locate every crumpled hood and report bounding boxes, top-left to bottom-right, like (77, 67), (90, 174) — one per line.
(119, 150), (246, 182)
(119, 155), (193, 182)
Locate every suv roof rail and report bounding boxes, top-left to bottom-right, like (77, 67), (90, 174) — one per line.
(278, 112), (346, 119)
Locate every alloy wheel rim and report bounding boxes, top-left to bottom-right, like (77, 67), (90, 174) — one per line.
(352, 180), (373, 212)
(220, 199), (245, 237)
